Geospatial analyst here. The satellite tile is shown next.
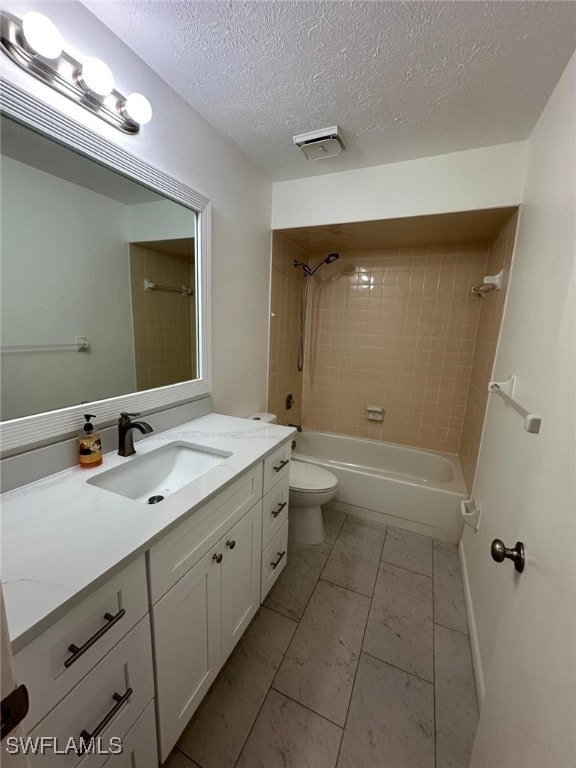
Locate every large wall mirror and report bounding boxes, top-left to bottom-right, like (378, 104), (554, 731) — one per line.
(0, 80), (211, 455)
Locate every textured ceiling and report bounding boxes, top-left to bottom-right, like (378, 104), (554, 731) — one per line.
(82, 1), (576, 181)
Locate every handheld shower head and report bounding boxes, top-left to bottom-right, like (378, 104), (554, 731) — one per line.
(308, 252), (340, 275)
(293, 259), (312, 276)
(294, 253), (339, 276)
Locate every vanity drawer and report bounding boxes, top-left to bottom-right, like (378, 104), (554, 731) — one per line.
(14, 556), (148, 731)
(263, 441), (292, 495)
(262, 476), (289, 549)
(79, 701), (157, 768)
(261, 520), (289, 600)
(27, 616), (155, 767)
(148, 465), (263, 603)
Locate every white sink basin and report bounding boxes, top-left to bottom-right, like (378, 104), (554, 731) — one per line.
(87, 441), (232, 503)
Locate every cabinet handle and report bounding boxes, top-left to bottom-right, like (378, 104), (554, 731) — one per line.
(272, 501), (287, 518)
(271, 550), (286, 570)
(226, 540), (236, 549)
(79, 687), (133, 750)
(64, 609), (126, 669)
(213, 553), (223, 563)
(273, 459), (289, 473)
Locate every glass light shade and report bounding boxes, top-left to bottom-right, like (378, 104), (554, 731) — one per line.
(78, 57), (115, 96)
(21, 12), (62, 59)
(122, 93), (153, 125)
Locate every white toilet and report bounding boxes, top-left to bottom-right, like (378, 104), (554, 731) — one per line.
(249, 413), (338, 545)
(289, 460), (338, 545)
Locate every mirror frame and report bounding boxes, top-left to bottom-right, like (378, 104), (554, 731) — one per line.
(0, 79), (212, 456)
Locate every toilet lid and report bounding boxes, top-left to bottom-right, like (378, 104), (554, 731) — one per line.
(290, 461), (338, 492)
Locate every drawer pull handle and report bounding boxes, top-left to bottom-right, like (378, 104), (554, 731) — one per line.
(79, 687), (133, 749)
(213, 553), (223, 563)
(271, 550), (286, 570)
(65, 609), (126, 668)
(226, 540), (236, 549)
(273, 459), (289, 473)
(272, 501), (287, 518)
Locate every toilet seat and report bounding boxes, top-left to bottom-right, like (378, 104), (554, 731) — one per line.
(290, 461), (338, 493)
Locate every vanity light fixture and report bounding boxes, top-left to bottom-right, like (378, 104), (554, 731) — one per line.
(0, 11), (152, 133)
(76, 57), (115, 97)
(21, 11), (62, 59)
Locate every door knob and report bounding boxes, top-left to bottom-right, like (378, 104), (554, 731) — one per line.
(491, 539), (525, 573)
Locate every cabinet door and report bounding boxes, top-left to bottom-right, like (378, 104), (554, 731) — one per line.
(152, 547), (222, 762)
(220, 502), (262, 662)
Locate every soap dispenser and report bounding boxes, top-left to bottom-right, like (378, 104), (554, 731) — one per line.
(78, 414), (103, 468)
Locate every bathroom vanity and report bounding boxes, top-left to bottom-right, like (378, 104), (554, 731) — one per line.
(1, 414), (293, 765)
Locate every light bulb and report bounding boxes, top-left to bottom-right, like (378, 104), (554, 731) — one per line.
(21, 12), (62, 59)
(121, 93), (153, 125)
(78, 57), (115, 97)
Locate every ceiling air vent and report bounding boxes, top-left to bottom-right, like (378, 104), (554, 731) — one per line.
(293, 126), (345, 160)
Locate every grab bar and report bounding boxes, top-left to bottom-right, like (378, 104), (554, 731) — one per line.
(0, 336), (90, 354)
(144, 279), (193, 296)
(488, 376), (542, 434)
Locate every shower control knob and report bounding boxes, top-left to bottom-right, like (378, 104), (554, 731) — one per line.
(491, 539), (525, 573)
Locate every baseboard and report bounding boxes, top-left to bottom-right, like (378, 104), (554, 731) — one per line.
(458, 540), (485, 707)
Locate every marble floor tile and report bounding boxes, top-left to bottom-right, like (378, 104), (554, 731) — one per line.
(433, 538), (459, 554)
(178, 607), (296, 768)
(273, 579), (370, 726)
(338, 654), (434, 768)
(321, 517), (387, 596)
(263, 538), (333, 621)
(363, 563), (433, 682)
(382, 526), (433, 577)
(164, 751), (201, 768)
(323, 506), (347, 544)
(433, 546), (468, 634)
(337, 654), (435, 768)
(236, 689), (342, 768)
(435, 624), (479, 768)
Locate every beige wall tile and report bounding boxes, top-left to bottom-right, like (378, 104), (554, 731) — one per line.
(268, 217), (517, 490)
(459, 211), (519, 489)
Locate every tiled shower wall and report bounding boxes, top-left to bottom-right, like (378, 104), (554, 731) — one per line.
(268, 216), (517, 489)
(300, 245), (490, 454)
(267, 233), (305, 425)
(459, 211), (518, 487)
(130, 244), (195, 391)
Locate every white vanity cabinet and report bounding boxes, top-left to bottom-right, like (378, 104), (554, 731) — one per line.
(10, 556), (156, 767)
(148, 463), (264, 760)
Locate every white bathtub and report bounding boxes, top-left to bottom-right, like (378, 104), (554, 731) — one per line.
(292, 431), (467, 542)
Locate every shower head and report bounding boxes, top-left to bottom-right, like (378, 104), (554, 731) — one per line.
(293, 259), (313, 276)
(294, 253), (339, 276)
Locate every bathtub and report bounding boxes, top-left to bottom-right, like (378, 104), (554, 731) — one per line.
(292, 431), (467, 543)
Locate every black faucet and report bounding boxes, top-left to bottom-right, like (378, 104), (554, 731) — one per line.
(117, 412), (153, 456)
(288, 423), (303, 432)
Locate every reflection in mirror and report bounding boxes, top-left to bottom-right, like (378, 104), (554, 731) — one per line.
(0, 116), (198, 421)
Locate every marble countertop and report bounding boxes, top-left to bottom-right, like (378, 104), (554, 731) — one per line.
(1, 414), (295, 652)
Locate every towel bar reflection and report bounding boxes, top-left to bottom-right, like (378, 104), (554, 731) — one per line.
(144, 279), (193, 296)
(488, 377), (542, 434)
(0, 336), (90, 354)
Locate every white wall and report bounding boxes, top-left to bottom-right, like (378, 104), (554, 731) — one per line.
(272, 141), (527, 229)
(1, 0), (272, 418)
(462, 49), (575, 707)
(0, 156), (136, 420)
(128, 201), (196, 242)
